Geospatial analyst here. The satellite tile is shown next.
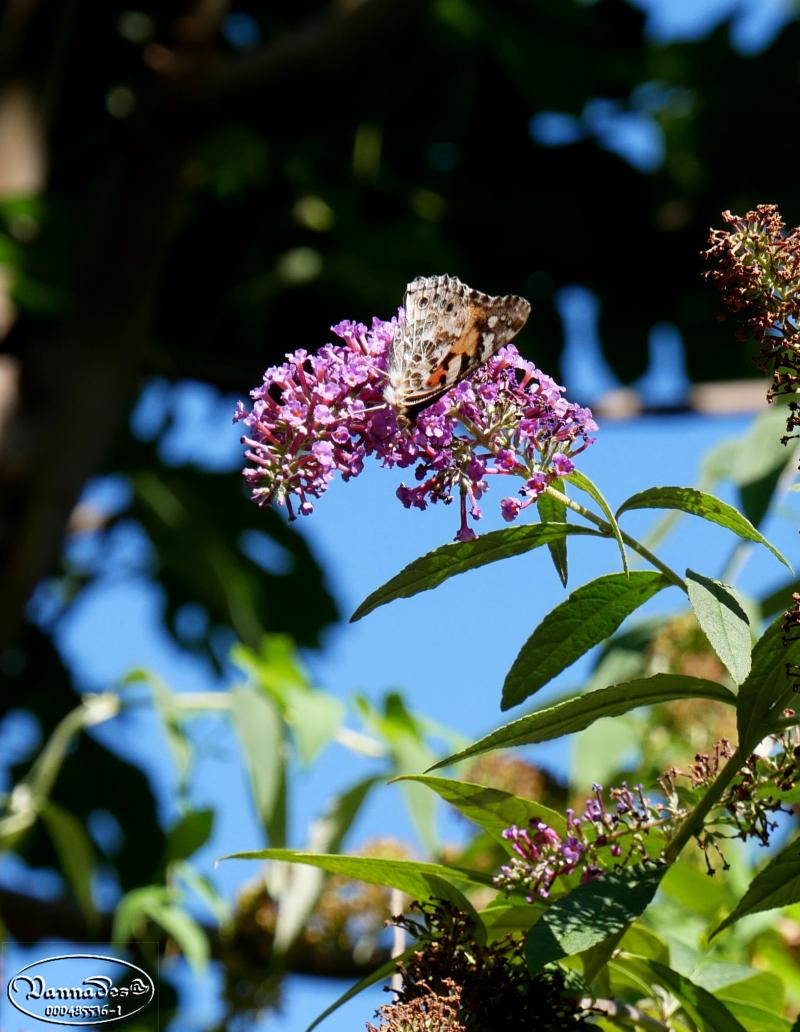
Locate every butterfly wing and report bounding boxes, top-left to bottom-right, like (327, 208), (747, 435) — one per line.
(385, 274), (531, 421)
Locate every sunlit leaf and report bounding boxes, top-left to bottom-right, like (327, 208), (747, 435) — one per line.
(219, 849), (493, 920)
(351, 524), (599, 621)
(641, 959), (747, 1032)
(713, 835), (800, 939)
(686, 569), (751, 685)
(503, 571), (673, 709)
(616, 486), (790, 570)
(430, 675), (735, 769)
(395, 774), (567, 840)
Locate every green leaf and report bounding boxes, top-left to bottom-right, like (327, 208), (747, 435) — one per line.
(737, 612), (800, 748)
(567, 469), (628, 575)
(171, 860), (232, 927)
(219, 849), (495, 918)
(394, 775), (567, 841)
(113, 885), (172, 943)
(40, 801), (97, 923)
(711, 969), (786, 1017)
(430, 675), (736, 770)
(537, 478), (568, 586)
(616, 486), (790, 571)
(502, 572), (673, 709)
(478, 900), (543, 936)
(571, 713), (642, 790)
(712, 835), (800, 939)
(740, 463), (788, 531)
(760, 577), (800, 621)
(618, 923), (670, 963)
(286, 686), (345, 767)
(686, 570), (751, 685)
(165, 808), (215, 864)
(233, 636), (345, 766)
(729, 403), (797, 487)
(724, 1002), (792, 1031)
(524, 863), (665, 972)
(303, 950), (414, 1032)
(378, 694), (439, 853)
(112, 884), (209, 968)
(642, 959), (747, 1032)
(145, 901), (209, 972)
(128, 671), (192, 785)
(230, 685), (286, 846)
(350, 523), (600, 621)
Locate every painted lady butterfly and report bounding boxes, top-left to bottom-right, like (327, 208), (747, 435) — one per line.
(384, 274), (531, 426)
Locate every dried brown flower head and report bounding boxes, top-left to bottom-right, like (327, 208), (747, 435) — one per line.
(367, 979), (465, 1032)
(388, 900), (591, 1031)
(704, 205), (800, 452)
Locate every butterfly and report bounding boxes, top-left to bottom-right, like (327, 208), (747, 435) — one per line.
(383, 274), (531, 427)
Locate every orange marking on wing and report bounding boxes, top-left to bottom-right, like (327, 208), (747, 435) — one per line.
(450, 319), (481, 356)
(426, 366), (448, 387)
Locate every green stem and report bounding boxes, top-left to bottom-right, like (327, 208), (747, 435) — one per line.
(544, 485), (687, 592)
(662, 745), (744, 865)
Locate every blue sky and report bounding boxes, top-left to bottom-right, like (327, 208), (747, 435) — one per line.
(3, 2), (800, 1030)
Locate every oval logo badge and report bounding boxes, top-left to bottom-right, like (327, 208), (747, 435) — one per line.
(7, 954), (155, 1026)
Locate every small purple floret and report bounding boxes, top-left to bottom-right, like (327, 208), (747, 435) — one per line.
(237, 313), (596, 535)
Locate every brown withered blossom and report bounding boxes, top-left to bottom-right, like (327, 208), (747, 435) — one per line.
(704, 205), (800, 452)
(661, 732), (798, 869)
(367, 979), (465, 1032)
(387, 900), (591, 1031)
(783, 592), (800, 691)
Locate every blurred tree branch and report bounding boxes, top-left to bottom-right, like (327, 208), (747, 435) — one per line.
(0, 885), (390, 981)
(0, 0), (422, 651)
(154, 0), (427, 107)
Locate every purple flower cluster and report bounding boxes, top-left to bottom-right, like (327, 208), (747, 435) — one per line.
(235, 314), (596, 538)
(495, 784), (669, 901)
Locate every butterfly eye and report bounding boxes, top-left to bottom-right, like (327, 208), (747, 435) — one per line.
(418, 296), (429, 308)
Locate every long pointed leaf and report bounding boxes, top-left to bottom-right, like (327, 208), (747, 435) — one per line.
(503, 571), (672, 709)
(537, 478), (569, 586)
(351, 524), (599, 621)
(712, 835), (800, 939)
(430, 675), (736, 770)
(218, 849), (494, 915)
(40, 801), (97, 923)
(395, 775), (567, 839)
(630, 958), (747, 1032)
(737, 612), (800, 748)
(616, 486), (790, 570)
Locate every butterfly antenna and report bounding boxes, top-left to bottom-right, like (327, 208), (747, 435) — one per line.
(357, 401), (391, 416)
